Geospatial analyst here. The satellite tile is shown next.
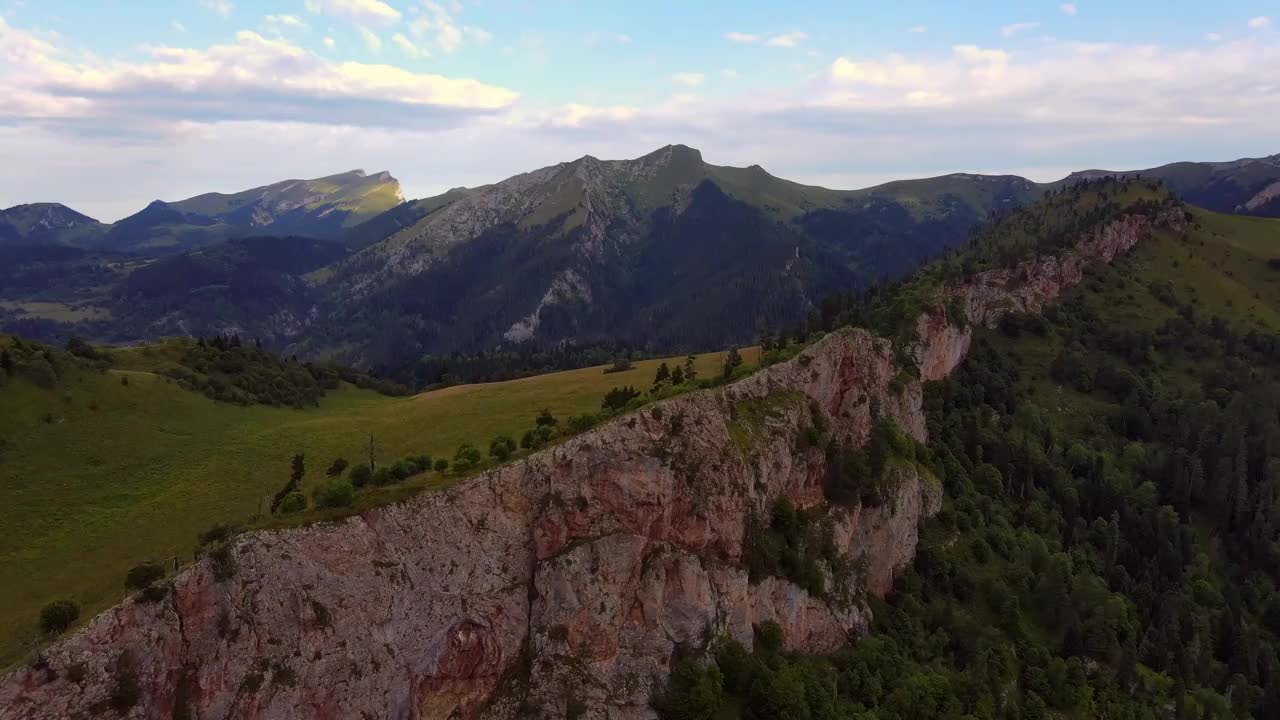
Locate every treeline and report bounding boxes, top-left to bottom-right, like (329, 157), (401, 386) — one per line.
(380, 341), (649, 389)
(160, 334), (409, 408)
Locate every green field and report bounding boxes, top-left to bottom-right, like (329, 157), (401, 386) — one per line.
(0, 346), (757, 667)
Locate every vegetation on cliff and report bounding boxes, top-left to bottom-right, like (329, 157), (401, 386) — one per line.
(660, 205), (1280, 718)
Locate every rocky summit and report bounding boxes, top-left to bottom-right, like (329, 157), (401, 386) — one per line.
(0, 201), (1189, 719)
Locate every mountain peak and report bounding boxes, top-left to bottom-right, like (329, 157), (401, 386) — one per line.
(641, 143), (703, 165)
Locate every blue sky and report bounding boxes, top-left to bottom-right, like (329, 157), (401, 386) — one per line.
(1, 0), (1278, 220)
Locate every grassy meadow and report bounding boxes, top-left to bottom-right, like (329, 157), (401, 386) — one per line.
(0, 346), (757, 667)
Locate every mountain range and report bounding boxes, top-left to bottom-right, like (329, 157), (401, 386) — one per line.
(2, 146), (1278, 373)
(0, 170), (402, 254)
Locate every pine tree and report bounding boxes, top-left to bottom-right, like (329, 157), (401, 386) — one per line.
(684, 355), (698, 383)
(653, 362), (671, 387)
(671, 365), (685, 385)
(0, 349), (13, 376)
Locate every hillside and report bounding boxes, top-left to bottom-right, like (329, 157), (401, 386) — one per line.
(6, 180), (1255, 720)
(1066, 152), (1280, 217)
(0, 338), (758, 668)
(0, 204), (103, 247)
(97, 169), (404, 254)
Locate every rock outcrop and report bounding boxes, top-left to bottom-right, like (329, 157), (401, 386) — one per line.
(0, 208), (1186, 720)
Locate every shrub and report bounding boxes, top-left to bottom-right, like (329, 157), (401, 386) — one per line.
(535, 409), (558, 427)
(521, 424), (555, 450)
(602, 385), (640, 411)
(453, 458), (473, 475)
(325, 458), (349, 477)
(39, 599), (80, 635)
(349, 464), (373, 487)
(455, 443), (482, 466)
(371, 467), (394, 486)
(198, 523), (236, 546)
(434, 458), (449, 473)
(489, 435), (517, 461)
(603, 357), (633, 374)
(567, 414), (599, 434)
(139, 585), (168, 604)
(315, 478), (354, 508)
(390, 459), (417, 481)
(124, 561), (165, 591)
(278, 491), (307, 514)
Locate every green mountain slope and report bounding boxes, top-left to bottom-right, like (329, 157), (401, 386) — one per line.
(0, 204), (103, 247)
(0, 335), (757, 668)
(1066, 153), (1280, 216)
(98, 169), (404, 253)
(656, 205), (1280, 719)
(306, 145), (1037, 365)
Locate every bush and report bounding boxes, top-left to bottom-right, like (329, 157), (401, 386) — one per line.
(567, 413), (600, 434)
(455, 443), (482, 466)
(198, 523), (237, 546)
(325, 458), (349, 477)
(535, 408), (558, 427)
(349, 464), (372, 487)
(434, 458), (449, 473)
(124, 561), (165, 591)
(278, 491), (307, 514)
(453, 458), (473, 475)
(489, 435), (517, 461)
(602, 385), (640, 411)
(371, 467), (394, 486)
(39, 599), (80, 635)
(603, 357), (633, 374)
(521, 424), (555, 450)
(315, 478), (354, 508)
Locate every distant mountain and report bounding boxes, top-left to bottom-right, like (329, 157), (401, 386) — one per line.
(98, 170), (404, 253)
(1064, 153), (1280, 217)
(304, 145), (1042, 363)
(0, 203), (103, 246)
(0, 170), (403, 255)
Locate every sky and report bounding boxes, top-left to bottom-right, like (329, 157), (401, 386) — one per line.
(1, 1), (1278, 222)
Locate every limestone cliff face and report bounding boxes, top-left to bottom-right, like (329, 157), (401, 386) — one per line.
(0, 208), (1185, 720)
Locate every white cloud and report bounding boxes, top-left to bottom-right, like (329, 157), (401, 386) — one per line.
(1001, 22), (1041, 37)
(1249, 17), (1272, 29)
(359, 26), (384, 52)
(765, 31), (807, 48)
(392, 32), (424, 58)
(171, 21), (187, 33)
(722, 68), (739, 79)
(265, 14), (306, 29)
(672, 72), (705, 86)
(908, 26), (928, 34)
(725, 30), (808, 47)
(1206, 32), (1223, 42)
(323, 36), (336, 49)
(0, 21), (518, 128)
(1060, 3), (1078, 16)
(409, 0), (487, 54)
(304, 0), (401, 26)
(200, 0), (234, 18)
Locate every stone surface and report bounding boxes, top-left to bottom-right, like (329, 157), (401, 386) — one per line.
(0, 209), (1184, 720)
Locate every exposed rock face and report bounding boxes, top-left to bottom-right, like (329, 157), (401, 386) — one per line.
(0, 209), (1185, 720)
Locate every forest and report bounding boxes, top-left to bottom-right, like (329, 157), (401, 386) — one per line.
(659, 183), (1280, 719)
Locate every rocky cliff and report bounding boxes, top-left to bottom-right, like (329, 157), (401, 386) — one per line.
(0, 208), (1187, 720)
